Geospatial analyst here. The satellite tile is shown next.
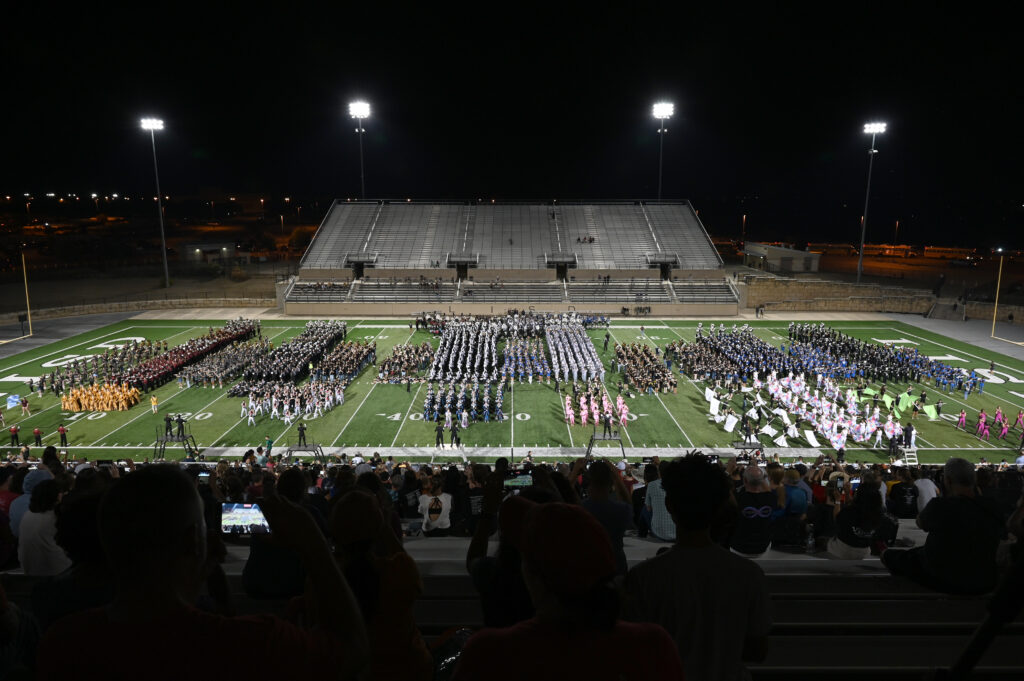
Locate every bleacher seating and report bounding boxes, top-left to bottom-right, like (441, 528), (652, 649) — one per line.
(645, 203), (724, 269)
(672, 279), (737, 303)
(286, 280), (352, 303)
(300, 201), (724, 274)
(568, 278), (672, 303)
(349, 279), (457, 303)
(461, 282), (564, 303)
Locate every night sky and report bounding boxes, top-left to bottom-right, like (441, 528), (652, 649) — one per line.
(4, 4), (1022, 246)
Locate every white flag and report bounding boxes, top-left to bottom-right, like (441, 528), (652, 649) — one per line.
(709, 398), (720, 415)
(779, 412), (792, 425)
(760, 425), (777, 437)
(724, 415), (739, 432)
(746, 408), (758, 419)
(803, 430), (822, 447)
(755, 394), (765, 406)
(741, 386), (753, 393)
(774, 434), (788, 448)
(704, 387), (714, 402)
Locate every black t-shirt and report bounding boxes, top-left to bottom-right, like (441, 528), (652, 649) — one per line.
(835, 503), (882, 548)
(888, 482), (919, 519)
(920, 495), (1005, 589)
(730, 489), (778, 554)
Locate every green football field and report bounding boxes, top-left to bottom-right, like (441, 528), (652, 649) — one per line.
(1, 318), (1023, 464)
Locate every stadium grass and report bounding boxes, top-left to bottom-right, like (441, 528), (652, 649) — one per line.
(1, 319), (1022, 465)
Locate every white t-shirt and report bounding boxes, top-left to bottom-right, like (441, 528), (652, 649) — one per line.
(418, 492), (453, 531)
(915, 478), (940, 512)
(18, 510), (72, 577)
(625, 544), (771, 681)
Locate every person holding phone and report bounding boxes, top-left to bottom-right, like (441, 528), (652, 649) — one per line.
(37, 465), (369, 680)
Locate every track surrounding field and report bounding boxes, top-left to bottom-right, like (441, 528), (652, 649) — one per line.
(2, 318), (1023, 464)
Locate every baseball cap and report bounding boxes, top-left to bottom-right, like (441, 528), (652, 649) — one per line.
(501, 496), (615, 597)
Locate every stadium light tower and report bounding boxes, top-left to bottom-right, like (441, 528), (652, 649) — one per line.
(140, 117), (171, 289)
(652, 102), (674, 201)
(856, 121), (886, 284)
(349, 101), (371, 200)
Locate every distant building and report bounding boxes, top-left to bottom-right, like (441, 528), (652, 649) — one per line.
(743, 242), (820, 273)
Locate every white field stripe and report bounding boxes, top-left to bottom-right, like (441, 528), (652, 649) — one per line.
(510, 381), (515, 448)
(330, 328), (397, 447)
(391, 382), (423, 447)
(1, 326), (130, 372)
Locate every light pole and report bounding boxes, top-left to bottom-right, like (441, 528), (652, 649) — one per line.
(141, 117), (171, 289)
(652, 102), (674, 201)
(857, 121), (886, 284)
(349, 101), (370, 200)
(992, 248), (1005, 337)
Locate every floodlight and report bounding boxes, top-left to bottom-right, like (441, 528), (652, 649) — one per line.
(140, 118), (164, 131)
(863, 122), (886, 134)
(653, 102), (674, 119)
(349, 101), (370, 119)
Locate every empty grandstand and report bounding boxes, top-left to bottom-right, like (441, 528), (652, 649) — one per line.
(287, 200), (736, 315)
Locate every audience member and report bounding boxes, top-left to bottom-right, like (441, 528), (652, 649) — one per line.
(330, 489), (432, 681)
(644, 461), (676, 542)
(581, 459), (634, 576)
(454, 499), (684, 680)
(36, 464), (369, 680)
(625, 454), (770, 680)
(882, 458), (1004, 594)
(17, 480), (71, 577)
(730, 465), (778, 556)
(9, 469), (52, 538)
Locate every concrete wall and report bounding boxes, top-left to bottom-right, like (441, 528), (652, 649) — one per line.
(965, 301), (1024, 325)
(746, 277), (932, 309)
(285, 301), (739, 317)
(762, 295), (933, 314)
(363, 268), (457, 282)
(469, 269), (557, 282)
(298, 267), (353, 280)
(572, 269), (656, 281)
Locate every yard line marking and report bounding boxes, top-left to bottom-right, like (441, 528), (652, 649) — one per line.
(331, 328), (400, 447)
(511, 381), (515, 449)
(391, 382), (423, 447)
(654, 392), (693, 447)
(89, 389), (184, 446)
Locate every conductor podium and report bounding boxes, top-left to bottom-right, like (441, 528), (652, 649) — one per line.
(153, 425), (199, 461)
(585, 431), (626, 459)
(284, 443), (326, 463)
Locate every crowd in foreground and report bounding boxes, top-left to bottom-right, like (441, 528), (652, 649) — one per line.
(0, 447), (1022, 680)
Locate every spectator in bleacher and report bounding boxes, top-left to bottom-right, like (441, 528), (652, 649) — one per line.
(625, 454), (770, 681)
(36, 465), (369, 680)
(30, 490), (114, 631)
(826, 481), (897, 559)
(454, 499), (684, 681)
(632, 463), (658, 538)
(418, 475), (453, 537)
(887, 468), (920, 519)
(466, 467), (561, 628)
(17, 480), (71, 577)
(0, 467), (19, 515)
(913, 466), (941, 513)
(581, 459), (634, 576)
(882, 458), (1004, 594)
(330, 489), (433, 681)
(9, 468), (52, 538)
(729, 464), (778, 556)
(644, 461), (676, 542)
